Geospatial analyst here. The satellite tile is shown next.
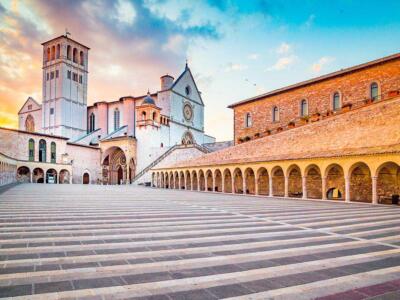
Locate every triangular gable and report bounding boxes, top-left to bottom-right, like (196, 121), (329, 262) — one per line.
(171, 66), (204, 105)
(18, 97), (41, 114)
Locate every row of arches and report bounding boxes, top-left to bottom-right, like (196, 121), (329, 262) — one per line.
(16, 167), (71, 184)
(46, 44), (85, 66)
(152, 161), (400, 204)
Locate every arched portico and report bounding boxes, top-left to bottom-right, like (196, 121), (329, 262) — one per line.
(179, 171), (185, 189)
(244, 168), (255, 194)
(271, 166), (284, 196)
(349, 162), (372, 203)
(214, 169), (222, 192)
(185, 171), (191, 190)
(206, 170), (213, 191)
(305, 165), (322, 199)
(192, 171), (198, 190)
(59, 169), (70, 184)
(376, 162), (400, 204)
(46, 169), (57, 184)
(233, 168), (243, 194)
(325, 164), (345, 200)
(33, 168), (44, 183)
(287, 165), (302, 198)
(17, 166), (30, 183)
(257, 167), (269, 195)
(199, 170), (206, 191)
(174, 171), (179, 189)
(223, 169), (232, 193)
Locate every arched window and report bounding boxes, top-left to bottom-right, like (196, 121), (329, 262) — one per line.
(47, 48), (51, 61)
(114, 108), (120, 131)
(50, 142), (56, 163)
(80, 51), (84, 66)
(142, 111), (146, 121)
(333, 92), (341, 111)
(73, 48), (78, 63)
(300, 99), (308, 117)
(39, 139), (46, 162)
(56, 44), (60, 58)
(51, 46), (55, 60)
(370, 82), (379, 101)
(28, 139), (35, 161)
(25, 114), (35, 132)
(67, 45), (71, 60)
(89, 113), (95, 132)
(181, 131), (194, 145)
(245, 113), (252, 127)
(272, 106), (279, 122)
(152, 111), (157, 120)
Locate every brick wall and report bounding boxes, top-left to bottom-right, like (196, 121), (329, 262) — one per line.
(232, 58), (400, 144)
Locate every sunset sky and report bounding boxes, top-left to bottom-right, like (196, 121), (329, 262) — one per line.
(1, 0), (399, 141)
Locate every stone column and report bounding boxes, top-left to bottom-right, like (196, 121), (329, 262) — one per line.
(212, 175), (215, 192)
(345, 176), (350, 202)
(242, 176), (246, 194)
(30, 172), (33, 183)
(221, 177), (225, 193)
(372, 176), (378, 205)
(197, 177), (200, 192)
(321, 177), (327, 200)
(302, 176), (307, 199)
(255, 176), (259, 195)
(269, 176), (273, 197)
(284, 176), (289, 197)
(232, 176), (235, 194)
(184, 176), (187, 190)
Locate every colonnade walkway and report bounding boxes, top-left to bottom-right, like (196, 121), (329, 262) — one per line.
(0, 184), (400, 299)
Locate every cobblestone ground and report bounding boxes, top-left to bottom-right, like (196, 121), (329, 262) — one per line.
(0, 184), (400, 300)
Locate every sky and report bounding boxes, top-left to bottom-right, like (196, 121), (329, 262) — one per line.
(1, 0), (400, 141)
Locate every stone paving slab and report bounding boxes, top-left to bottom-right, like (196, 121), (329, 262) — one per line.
(0, 184), (400, 299)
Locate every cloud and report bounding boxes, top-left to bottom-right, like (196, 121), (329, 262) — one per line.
(266, 55), (297, 71)
(224, 62), (248, 72)
(247, 53), (259, 60)
(162, 34), (186, 54)
(303, 14), (315, 29)
(311, 56), (335, 73)
(276, 42), (291, 54)
(114, 0), (136, 26)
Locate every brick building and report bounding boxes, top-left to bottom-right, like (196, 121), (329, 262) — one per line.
(152, 53), (400, 205)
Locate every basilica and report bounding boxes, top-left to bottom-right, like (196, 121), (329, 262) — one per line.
(0, 34), (219, 185)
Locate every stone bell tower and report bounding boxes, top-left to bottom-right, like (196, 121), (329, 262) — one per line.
(41, 34), (89, 139)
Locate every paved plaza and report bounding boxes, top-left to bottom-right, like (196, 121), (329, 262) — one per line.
(0, 185), (400, 299)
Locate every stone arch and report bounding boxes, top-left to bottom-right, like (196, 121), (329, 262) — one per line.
(325, 164), (345, 200)
(80, 51), (84, 65)
(199, 170), (206, 191)
(33, 168), (44, 183)
(287, 165), (302, 198)
(46, 169), (57, 184)
(244, 167), (256, 194)
(257, 167), (269, 195)
(305, 164), (322, 199)
(174, 171), (179, 189)
(25, 114), (35, 132)
(376, 162), (400, 203)
(83, 172), (90, 184)
(17, 166), (30, 183)
(59, 169), (70, 184)
(51, 45), (55, 60)
(233, 168), (243, 194)
(271, 166), (284, 196)
(73, 48), (78, 63)
(182, 131), (195, 145)
(102, 147), (127, 185)
(192, 170), (198, 190)
(185, 170), (191, 190)
(214, 169), (222, 192)
(66, 45), (71, 60)
(179, 171), (185, 189)
(349, 162), (372, 203)
(206, 170), (213, 191)
(223, 169), (232, 193)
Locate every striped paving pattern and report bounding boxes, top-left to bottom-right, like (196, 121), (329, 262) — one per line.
(0, 184), (400, 299)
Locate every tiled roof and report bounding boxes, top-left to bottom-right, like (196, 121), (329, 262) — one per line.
(162, 97), (400, 169)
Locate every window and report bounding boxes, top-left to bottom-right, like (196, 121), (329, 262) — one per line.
(152, 111), (157, 120)
(50, 71), (54, 79)
(25, 115), (35, 132)
(28, 139), (35, 161)
(47, 48), (51, 61)
(50, 142), (56, 163)
(67, 70), (71, 79)
(370, 82), (379, 100)
(272, 106), (279, 122)
(39, 139), (46, 162)
(185, 85), (191, 96)
(245, 113), (252, 128)
(89, 113), (95, 132)
(73, 48), (78, 63)
(333, 92), (341, 111)
(300, 99), (308, 117)
(142, 111), (146, 121)
(114, 108), (120, 131)
(50, 108), (54, 115)
(67, 45), (71, 60)
(80, 51), (84, 66)
(51, 45), (55, 60)
(28, 105), (32, 110)
(56, 44), (60, 58)
(79, 75), (82, 84)
(56, 70), (59, 78)
(47, 73), (49, 81)
(73, 73), (78, 82)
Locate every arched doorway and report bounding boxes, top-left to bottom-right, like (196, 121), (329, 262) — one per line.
(257, 167), (269, 195)
(17, 166), (30, 183)
(46, 169), (57, 184)
(83, 172), (90, 184)
(59, 169), (70, 184)
(179, 171), (185, 189)
(174, 171), (179, 189)
(376, 162), (400, 203)
(102, 147), (128, 185)
(325, 164), (345, 200)
(214, 169), (222, 192)
(288, 165), (302, 198)
(223, 169), (232, 193)
(244, 168), (255, 194)
(350, 162), (372, 203)
(233, 168), (243, 194)
(33, 168), (44, 183)
(272, 166), (284, 196)
(305, 165), (322, 199)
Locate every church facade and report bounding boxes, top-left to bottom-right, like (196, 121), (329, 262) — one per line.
(0, 34), (217, 185)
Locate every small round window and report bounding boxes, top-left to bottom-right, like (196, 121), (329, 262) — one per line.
(185, 85), (191, 96)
